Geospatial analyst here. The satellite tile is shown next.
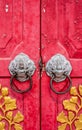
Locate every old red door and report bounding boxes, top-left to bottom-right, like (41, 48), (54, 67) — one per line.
(0, 0), (40, 130)
(41, 0), (82, 130)
(1, 0), (82, 130)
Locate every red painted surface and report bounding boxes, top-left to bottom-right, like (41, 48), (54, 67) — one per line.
(41, 0), (82, 130)
(0, 0), (82, 130)
(0, 0), (40, 130)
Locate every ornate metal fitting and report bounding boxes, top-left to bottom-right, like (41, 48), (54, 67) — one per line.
(46, 54), (72, 82)
(9, 53), (36, 82)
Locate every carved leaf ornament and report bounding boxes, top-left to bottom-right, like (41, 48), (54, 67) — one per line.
(0, 84), (24, 130)
(57, 85), (82, 130)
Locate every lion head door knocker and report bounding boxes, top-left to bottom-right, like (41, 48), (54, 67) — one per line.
(46, 54), (72, 94)
(9, 53), (36, 94)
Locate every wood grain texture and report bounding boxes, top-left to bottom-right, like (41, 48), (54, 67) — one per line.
(0, 0), (40, 130)
(41, 0), (82, 130)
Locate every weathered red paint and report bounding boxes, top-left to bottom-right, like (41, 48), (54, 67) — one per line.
(0, 0), (82, 130)
(0, 0), (40, 130)
(42, 0), (82, 130)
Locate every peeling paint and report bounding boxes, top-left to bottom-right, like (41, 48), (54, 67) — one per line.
(42, 8), (46, 13)
(5, 4), (9, 12)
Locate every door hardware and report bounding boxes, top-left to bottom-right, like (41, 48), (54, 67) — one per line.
(9, 53), (36, 94)
(46, 54), (72, 94)
(39, 56), (45, 72)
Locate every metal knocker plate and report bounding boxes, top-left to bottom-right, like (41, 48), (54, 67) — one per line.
(9, 53), (36, 94)
(46, 54), (72, 94)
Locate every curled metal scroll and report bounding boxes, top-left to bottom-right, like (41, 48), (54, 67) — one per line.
(9, 53), (36, 93)
(46, 54), (72, 94)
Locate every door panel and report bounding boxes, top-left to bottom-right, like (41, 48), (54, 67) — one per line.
(0, 0), (40, 130)
(1, 0), (82, 130)
(41, 0), (82, 130)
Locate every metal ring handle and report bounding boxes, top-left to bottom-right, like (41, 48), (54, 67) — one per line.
(10, 74), (32, 94)
(50, 74), (72, 94)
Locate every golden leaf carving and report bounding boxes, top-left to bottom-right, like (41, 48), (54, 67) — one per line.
(78, 114), (82, 121)
(57, 111), (68, 123)
(1, 88), (8, 96)
(70, 87), (78, 96)
(58, 124), (67, 130)
(4, 97), (17, 111)
(0, 84), (24, 130)
(0, 115), (3, 121)
(79, 85), (82, 96)
(63, 100), (76, 111)
(0, 122), (5, 130)
(75, 120), (82, 130)
(57, 85), (82, 130)
(14, 124), (23, 130)
(68, 111), (74, 121)
(6, 112), (13, 121)
(13, 111), (24, 123)
(70, 96), (78, 104)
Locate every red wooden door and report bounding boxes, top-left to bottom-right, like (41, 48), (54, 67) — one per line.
(0, 0), (82, 130)
(0, 0), (40, 130)
(41, 0), (82, 130)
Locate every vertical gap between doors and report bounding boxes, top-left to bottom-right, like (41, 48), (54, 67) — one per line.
(40, 0), (42, 130)
(22, 0), (24, 129)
